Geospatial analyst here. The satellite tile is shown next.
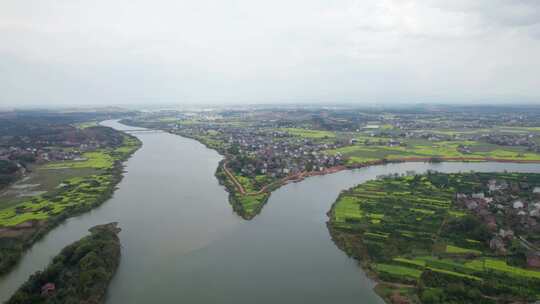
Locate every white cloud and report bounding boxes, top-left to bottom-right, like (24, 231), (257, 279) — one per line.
(1, 0), (539, 106)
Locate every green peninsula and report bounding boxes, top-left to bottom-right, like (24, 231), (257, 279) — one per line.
(329, 172), (540, 303)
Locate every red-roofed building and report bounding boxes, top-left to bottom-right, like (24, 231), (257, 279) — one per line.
(41, 282), (55, 297)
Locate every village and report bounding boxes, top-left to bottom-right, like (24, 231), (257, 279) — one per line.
(171, 123), (348, 180)
(0, 119), (127, 190)
(456, 178), (540, 268)
(119, 106), (540, 225)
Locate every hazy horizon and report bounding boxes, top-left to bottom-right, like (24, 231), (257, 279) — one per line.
(2, 0), (540, 107)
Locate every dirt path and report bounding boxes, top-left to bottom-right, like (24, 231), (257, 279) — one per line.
(222, 162), (247, 195)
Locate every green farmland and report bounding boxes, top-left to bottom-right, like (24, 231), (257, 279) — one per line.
(329, 172), (540, 303)
(0, 132), (141, 275)
(281, 128), (336, 139)
(0, 134), (140, 227)
(327, 139), (540, 164)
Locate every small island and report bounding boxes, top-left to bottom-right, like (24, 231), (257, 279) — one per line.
(328, 172), (540, 303)
(7, 222), (121, 304)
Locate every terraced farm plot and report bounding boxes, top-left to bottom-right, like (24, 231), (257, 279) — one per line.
(0, 134), (142, 227)
(446, 245), (481, 255)
(328, 172), (540, 303)
(0, 174), (113, 226)
(375, 263), (423, 279)
(465, 259), (540, 280)
(332, 176), (451, 238)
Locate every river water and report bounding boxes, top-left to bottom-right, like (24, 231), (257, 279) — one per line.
(1, 120), (540, 303)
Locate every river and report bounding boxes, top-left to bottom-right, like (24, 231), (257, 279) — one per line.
(1, 120), (540, 303)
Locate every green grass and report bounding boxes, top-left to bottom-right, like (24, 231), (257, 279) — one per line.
(74, 121), (99, 129)
(375, 263), (422, 279)
(235, 193), (269, 217)
(282, 128), (336, 139)
(327, 139), (540, 164)
(448, 210), (466, 217)
(333, 196), (363, 225)
(445, 245), (481, 255)
(44, 151), (114, 169)
(410, 208), (435, 215)
(426, 267), (482, 281)
(235, 174), (257, 193)
(393, 257), (426, 267)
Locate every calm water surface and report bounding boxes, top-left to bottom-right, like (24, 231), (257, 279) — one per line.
(1, 120), (540, 303)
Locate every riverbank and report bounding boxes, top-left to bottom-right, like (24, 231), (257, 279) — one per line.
(3, 125), (540, 303)
(118, 118), (540, 221)
(214, 161), (269, 219)
(215, 154), (540, 220)
(0, 130), (141, 275)
(7, 222), (122, 304)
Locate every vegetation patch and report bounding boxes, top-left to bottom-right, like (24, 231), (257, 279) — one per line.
(0, 174), (113, 226)
(0, 132), (141, 275)
(281, 128), (336, 139)
(327, 139), (540, 165)
(375, 263), (423, 279)
(7, 223), (121, 304)
(445, 245), (481, 255)
(215, 162), (270, 220)
(328, 172), (540, 303)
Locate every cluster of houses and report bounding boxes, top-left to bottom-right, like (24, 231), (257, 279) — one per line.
(0, 125), (122, 190)
(393, 118), (486, 131)
(0, 146), (88, 164)
(0, 124), (120, 166)
(174, 124), (347, 179)
(456, 179), (540, 268)
(477, 133), (539, 151)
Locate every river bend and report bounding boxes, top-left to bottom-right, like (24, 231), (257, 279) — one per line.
(1, 120), (540, 303)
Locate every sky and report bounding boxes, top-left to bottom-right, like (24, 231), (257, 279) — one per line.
(1, 0), (540, 107)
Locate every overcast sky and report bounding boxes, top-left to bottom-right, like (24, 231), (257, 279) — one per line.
(1, 0), (540, 107)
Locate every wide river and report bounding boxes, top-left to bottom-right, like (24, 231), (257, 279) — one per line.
(2, 120), (540, 303)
